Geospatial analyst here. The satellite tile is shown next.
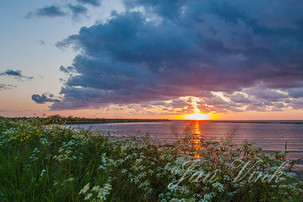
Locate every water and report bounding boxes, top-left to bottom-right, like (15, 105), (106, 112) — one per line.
(73, 120), (303, 172)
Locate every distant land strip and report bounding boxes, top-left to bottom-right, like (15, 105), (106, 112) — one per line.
(0, 116), (170, 125)
(63, 118), (170, 124)
(1, 116), (303, 124)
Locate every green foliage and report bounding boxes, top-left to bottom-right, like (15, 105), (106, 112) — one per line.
(0, 117), (302, 201)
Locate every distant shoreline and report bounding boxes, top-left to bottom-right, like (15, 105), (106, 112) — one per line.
(0, 116), (170, 125)
(71, 120), (303, 125)
(1, 116), (303, 124)
(64, 119), (170, 125)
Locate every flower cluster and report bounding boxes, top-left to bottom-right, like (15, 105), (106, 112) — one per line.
(0, 117), (302, 201)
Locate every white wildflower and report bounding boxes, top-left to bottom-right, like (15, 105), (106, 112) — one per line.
(84, 193), (92, 200)
(92, 186), (101, 192)
(79, 183), (90, 194)
(40, 169), (46, 177)
(94, 183), (112, 200)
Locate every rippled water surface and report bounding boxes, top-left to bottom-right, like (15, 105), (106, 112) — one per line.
(74, 120), (303, 170)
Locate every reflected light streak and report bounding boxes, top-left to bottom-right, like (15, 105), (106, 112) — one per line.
(192, 121), (202, 158)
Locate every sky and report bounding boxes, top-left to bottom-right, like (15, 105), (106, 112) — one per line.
(1, 0), (303, 120)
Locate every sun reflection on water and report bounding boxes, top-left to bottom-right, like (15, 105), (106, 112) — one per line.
(192, 121), (202, 158)
(194, 121), (201, 135)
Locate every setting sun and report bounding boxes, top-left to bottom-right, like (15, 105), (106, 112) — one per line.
(180, 96), (212, 120)
(185, 112), (210, 120)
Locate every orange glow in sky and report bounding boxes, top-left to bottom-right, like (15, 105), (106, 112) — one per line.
(185, 112), (210, 120)
(183, 97), (211, 120)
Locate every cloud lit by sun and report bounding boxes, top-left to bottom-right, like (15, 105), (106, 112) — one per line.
(183, 97), (212, 120)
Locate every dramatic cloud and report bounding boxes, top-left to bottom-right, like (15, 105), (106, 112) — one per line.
(46, 0), (303, 112)
(32, 93), (60, 104)
(68, 4), (88, 18)
(27, 5), (66, 18)
(77, 0), (100, 7)
(0, 69), (34, 80)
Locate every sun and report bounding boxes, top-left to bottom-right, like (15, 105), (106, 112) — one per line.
(185, 112), (210, 120)
(180, 96), (212, 120)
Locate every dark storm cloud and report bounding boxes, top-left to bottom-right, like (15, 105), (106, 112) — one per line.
(48, 0), (303, 111)
(0, 69), (34, 80)
(27, 5), (66, 18)
(77, 0), (100, 7)
(31, 93), (60, 104)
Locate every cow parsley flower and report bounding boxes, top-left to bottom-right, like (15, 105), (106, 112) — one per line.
(79, 183), (90, 194)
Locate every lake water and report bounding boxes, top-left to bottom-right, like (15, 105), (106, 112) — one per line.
(74, 120), (303, 172)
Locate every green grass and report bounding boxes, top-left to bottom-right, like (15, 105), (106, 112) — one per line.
(0, 117), (302, 201)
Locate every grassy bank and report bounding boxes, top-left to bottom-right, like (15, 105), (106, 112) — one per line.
(0, 117), (302, 201)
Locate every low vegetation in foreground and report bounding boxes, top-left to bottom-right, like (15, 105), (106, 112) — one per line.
(0, 118), (302, 201)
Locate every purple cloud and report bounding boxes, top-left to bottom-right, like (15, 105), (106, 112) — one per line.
(35, 0), (303, 113)
(31, 93), (60, 104)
